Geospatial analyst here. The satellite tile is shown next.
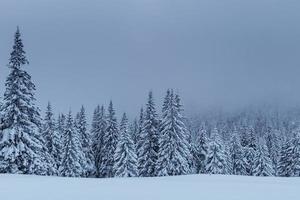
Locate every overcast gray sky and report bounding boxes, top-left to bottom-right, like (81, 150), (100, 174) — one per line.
(0, 0), (300, 118)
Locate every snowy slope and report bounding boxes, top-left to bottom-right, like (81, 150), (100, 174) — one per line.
(0, 174), (299, 200)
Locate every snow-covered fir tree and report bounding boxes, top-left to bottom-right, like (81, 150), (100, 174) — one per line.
(253, 141), (274, 176)
(136, 107), (144, 175)
(100, 101), (119, 177)
(129, 119), (139, 147)
(242, 126), (257, 176)
(243, 146), (256, 176)
(91, 105), (101, 176)
(0, 28), (51, 175)
(113, 113), (138, 177)
(0, 97), (4, 134)
(191, 124), (209, 173)
(0, 97), (3, 124)
(138, 91), (159, 177)
(174, 92), (193, 172)
(205, 127), (227, 174)
(240, 125), (249, 147)
(278, 131), (300, 177)
(75, 106), (95, 177)
(229, 130), (246, 175)
(56, 113), (66, 164)
(42, 102), (62, 170)
(224, 144), (233, 174)
(156, 90), (191, 176)
(57, 114), (66, 141)
(91, 105), (107, 178)
(91, 105), (101, 138)
(265, 129), (281, 175)
(60, 111), (85, 177)
(278, 139), (294, 177)
(242, 126), (257, 149)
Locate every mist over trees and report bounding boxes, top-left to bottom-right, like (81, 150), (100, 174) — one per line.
(0, 29), (300, 178)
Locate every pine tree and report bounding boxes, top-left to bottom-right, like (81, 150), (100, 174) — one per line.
(138, 91), (159, 177)
(42, 102), (62, 169)
(290, 133), (300, 176)
(265, 129), (280, 175)
(129, 119), (139, 147)
(60, 111), (85, 177)
(91, 105), (107, 178)
(240, 125), (249, 147)
(277, 140), (294, 177)
(243, 126), (257, 149)
(229, 131), (246, 175)
(243, 126), (257, 176)
(0, 28), (50, 174)
(0, 98), (3, 128)
(253, 141), (274, 176)
(278, 132), (300, 177)
(136, 107), (144, 175)
(243, 146), (256, 176)
(75, 106), (95, 177)
(100, 101), (119, 177)
(56, 113), (66, 164)
(114, 113), (137, 177)
(91, 105), (100, 175)
(0, 97), (4, 141)
(91, 105), (101, 139)
(57, 114), (66, 141)
(156, 90), (191, 176)
(205, 127), (227, 174)
(191, 125), (209, 173)
(224, 144), (233, 174)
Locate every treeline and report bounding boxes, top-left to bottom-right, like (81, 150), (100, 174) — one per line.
(0, 28), (299, 178)
(188, 107), (300, 177)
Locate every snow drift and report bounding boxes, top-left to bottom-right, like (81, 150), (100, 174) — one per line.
(0, 174), (299, 200)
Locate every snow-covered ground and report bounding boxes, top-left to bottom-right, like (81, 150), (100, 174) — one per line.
(0, 174), (299, 200)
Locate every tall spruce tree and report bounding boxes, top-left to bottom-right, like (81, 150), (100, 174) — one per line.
(278, 140), (294, 177)
(278, 132), (300, 177)
(265, 130), (280, 175)
(114, 113), (138, 177)
(0, 98), (3, 128)
(91, 105), (101, 138)
(0, 28), (50, 174)
(130, 119), (139, 146)
(229, 131), (246, 175)
(57, 114), (66, 133)
(244, 126), (257, 149)
(91, 105), (107, 178)
(243, 146), (256, 176)
(138, 91), (159, 177)
(42, 102), (62, 169)
(136, 107), (144, 175)
(156, 90), (191, 176)
(191, 125), (209, 174)
(253, 141), (274, 176)
(243, 126), (257, 176)
(100, 101), (119, 177)
(56, 113), (66, 164)
(0, 96), (3, 147)
(224, 144), (233, 174)
(205, 127), (227, 174)
(75, 106), (95, 177)
(60, 111), (85, 177)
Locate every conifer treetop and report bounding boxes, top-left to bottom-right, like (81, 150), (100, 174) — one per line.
(9, 27), (29, 68)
